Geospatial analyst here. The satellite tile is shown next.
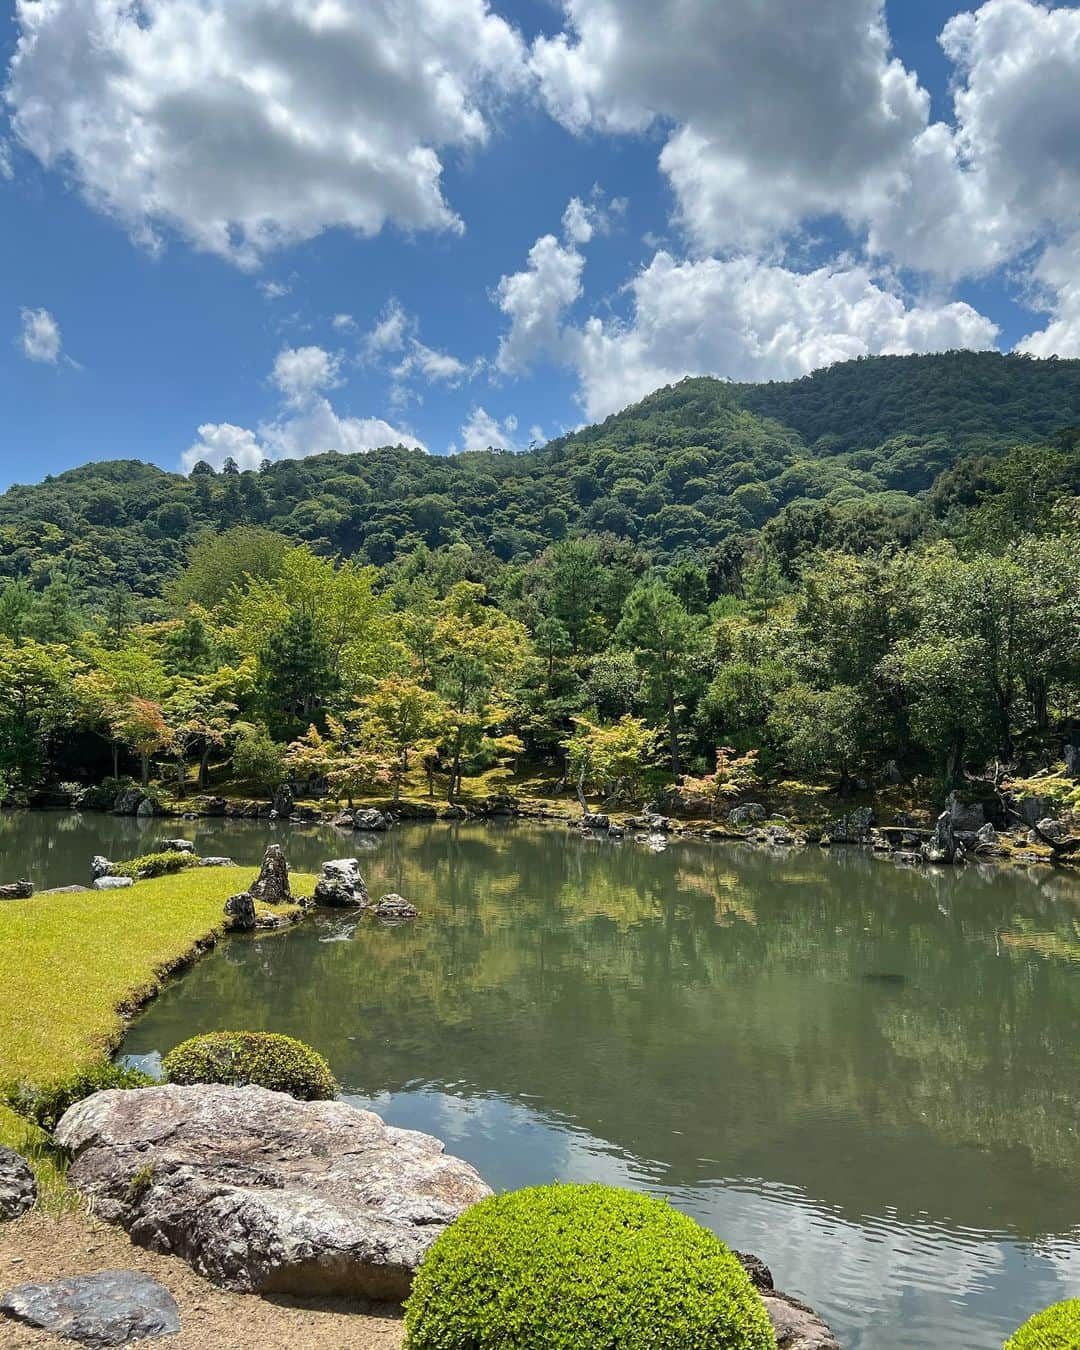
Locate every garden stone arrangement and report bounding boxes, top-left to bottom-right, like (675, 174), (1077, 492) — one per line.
(54, 1083), (493, 1301)
(0, 1145), (36, 1220)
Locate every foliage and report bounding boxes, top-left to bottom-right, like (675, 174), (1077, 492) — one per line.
(680, 748), (762, 817)
(0, 869), (318, 1091)
(112, 850), (199, 879)
(0, 1103), (72, 1212)
(1004, 1300), (1080, 1349)
(231, 721), (286, 793)
(6, 1061), (155, 1133)
(564, 715), (656, 806)
(162, 1031), (337, 1101)
(403, 1183), (775, 1350)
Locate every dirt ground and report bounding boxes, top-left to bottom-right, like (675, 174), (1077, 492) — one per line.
(0, 1212), (407, 1349)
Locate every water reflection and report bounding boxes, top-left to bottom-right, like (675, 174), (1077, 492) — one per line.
(7, 812), (1076, 1350)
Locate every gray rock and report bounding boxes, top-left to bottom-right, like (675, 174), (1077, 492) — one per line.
(825, 806), (874, 844)
(271, 784), (294, 817)
(198, 857), (235, 868)
(1065, 743), (1078, 779)
(92, 876), (134, 891)
(438, 804), (470, 820)
(0, 1270), (180, 1346)
(1016, 795), (1051, 826)
(947, 794), (985, 832)
(734, 1252), (839, 1349)
(91, 856), (115, 881)
(112, 788), (144, 816)
(0, 880), (32, 900)
(42, 885), (90, 894)
(249, 844), (290, 905)
(0, 1146), (36, 1220)
(313, 858), (370, 908)
(353, 808), (389, 832)
(160, 839), (195, 854)
(330, 809), (355, 829)
(923, 810), (959, 864)
(223, 892), (256, 931)
(374, 893), (419, 921)
(1032, 817), (1065, 841)
(55, 1084), (491, 1302)
(976, 822), (998, 845)
(136, 799), (155, 818)
(728, 803), (767, 826)
(607, 824), (625, 839)
(580, 812), (609, 830)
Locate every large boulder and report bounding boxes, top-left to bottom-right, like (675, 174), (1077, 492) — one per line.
(55, 1084), (492, 1302)
(91, 856), (115, 881)
(0, 1271), (180, 1347)
(112, 787), (144, 816)
(223, 892), (256, 931)
(353, 807), (389, 832)
(373, 893), (419, 922)
(0, 880), (32, 900)
(824, 807), (874, 844)
(313, 858), (370, 908)
(728, 803), (766, 826)
(248, 844), (290, 905)
(160, 839), (195, 854)
(0, 1146), (35, 1221)
(92, 876), (134, 891)
(271, 783), (294, 817)
(946, 793), (985, 832)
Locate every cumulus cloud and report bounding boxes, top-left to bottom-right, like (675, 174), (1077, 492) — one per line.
(271, 345), (342, 406)
(18, 306), (62, 363)
(182, 348), (423, 471)
(363, 300), (411, 359)
(8, 0), (528, 267)
(1015, 234), (1080, 359)
(495, 233), (585, 374)
(459, 406), (518, 452)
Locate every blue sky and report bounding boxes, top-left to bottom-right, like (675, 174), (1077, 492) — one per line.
(1, 0), (1079, 488)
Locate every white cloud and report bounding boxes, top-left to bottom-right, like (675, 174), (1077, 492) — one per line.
(1015, 233), (1080, 358)
(8, 0), (528, 267)
(363, 300), (411, 358)
(258, 279), (291, 301)
(183, 422), (264, 472)
(495, 233), (585, 374)
(395, 342), (473, 386)
(271, 345), (342, 406)
(0, 139), (12, 181)
(332, 313), (358, 333)
(18, 305), (62, 363)
(460, 405), (518, 451)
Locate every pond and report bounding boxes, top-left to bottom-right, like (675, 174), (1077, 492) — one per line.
(6, 810), (1080, 1348)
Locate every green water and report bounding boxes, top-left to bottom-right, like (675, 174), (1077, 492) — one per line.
(6, 811), (1079, 1347)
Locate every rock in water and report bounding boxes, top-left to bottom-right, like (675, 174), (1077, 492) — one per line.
(249, 844), (290, 905)
(735, 1253), (839, 1349)
(271, 783), (294, 817)
(353, 807), (389, 832)
(374, 893), (419, 921)
(313, 858), (370, 908)
(55, 1084), (492, 1302)
(0, 1271), (180, 1346)
(0, 1147), (36, 1220)
(223, 892), (256, 931)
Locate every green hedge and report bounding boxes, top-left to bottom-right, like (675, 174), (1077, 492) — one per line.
(404, 1183), (775, 1350)
(1005, 1300), (1080, 1348)
(113, 850), (199, 880)
(162, 1031), (337, 1101)
(6, 1061), (155, 1133)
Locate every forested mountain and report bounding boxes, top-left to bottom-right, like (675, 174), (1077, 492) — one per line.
(2, 350), (1079, 611)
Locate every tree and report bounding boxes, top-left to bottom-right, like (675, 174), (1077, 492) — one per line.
(615, 582), (703, 779)
(0, 640), (81, 797)
(232, 722), (286, 794)
(563, 715), (656, 808)
(164, 675), (238, 795)
(166, 526), (290, 612)
(256, 611), (336, 738)
(109, 696), (171, 788)
(75, 642), (169, 780)
(767, 684), (867, 789)
(679, 747), (761, 818)
(353, 675), (448, 800)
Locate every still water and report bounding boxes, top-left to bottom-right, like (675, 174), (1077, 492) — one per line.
(5, 810), (1080, 1347)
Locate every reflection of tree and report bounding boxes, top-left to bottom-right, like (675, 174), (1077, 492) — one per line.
(123, 824), (1080, 1240)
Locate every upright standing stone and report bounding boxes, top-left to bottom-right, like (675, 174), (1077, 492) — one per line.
(249, 844), (290, 905)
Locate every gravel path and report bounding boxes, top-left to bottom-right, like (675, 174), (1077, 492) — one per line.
(0, 1213), (407, 1348)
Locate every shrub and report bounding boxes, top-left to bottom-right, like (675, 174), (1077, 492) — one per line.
(404, 1184), (775, 1350)
(1005, 1300), (1080, 1348)
(113, 850), (199, 880)
(80, 777), (135, 811)
(7, 1061), (155, 1133)
(232, 723), (286, 795)
(162, 1031), (337, 1101)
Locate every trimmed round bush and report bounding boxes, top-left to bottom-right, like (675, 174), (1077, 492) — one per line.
(404, 1183), (775, 1350)
(162, 1031), (336, 1101)
(1005, 1300), (1080, 1348)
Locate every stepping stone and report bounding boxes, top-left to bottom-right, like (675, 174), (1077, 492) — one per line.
(0, 1147), (36, 1220)
(0, 1270), (180, 1346)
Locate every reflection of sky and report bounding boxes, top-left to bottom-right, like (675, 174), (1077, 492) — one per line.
(346, 1087), (1080, 1350)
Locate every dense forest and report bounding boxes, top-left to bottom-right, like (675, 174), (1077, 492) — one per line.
(1, 351), (1078, 815)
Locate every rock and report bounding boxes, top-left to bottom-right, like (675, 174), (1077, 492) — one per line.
(1016, 795), (1051, 827)
(136, 799), (155, 819)
(91, 856), (115, 881)
(607, 824), (625, 839)
(923, 810), (967, 864)
(0, 1147), (35, 1220)
(313, 858), (370, 908)
(1032, 817), (1065, 841)
(353, 808), (389, 832)
(946, 793), (985, 832)
(223, 892), (256, 931)
(0, 1270), (180, 1347)
(92, 876), (134, 891)
(55, 1084), (492, 1302)
(271, 784), (294, 817)
(159, 839), (195, 854)
(734, 1253), (839, 1349)
(580, 812), (609, 830)
(198, 857), (235, 868)
(112, 788), (144, 816)
(394, 801), (439, 820)
(0, 881), (33, 900)
(976, 822), (998, 846)
(824, 806), (874, 844)
(42, 885), (90, 894)
(330, 809), (355, 829)
(438, 804), (470, 820)
(196, 796), (227, 817)
(249, 844), (291, 905)
(728, 803), (767, 826)
(374, 893), (419, 921)
(1065, 743), (1078, 779)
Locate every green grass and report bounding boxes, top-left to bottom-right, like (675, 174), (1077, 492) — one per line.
(0, 866), (316, 1092)
(0, 1102), (73, 1212)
